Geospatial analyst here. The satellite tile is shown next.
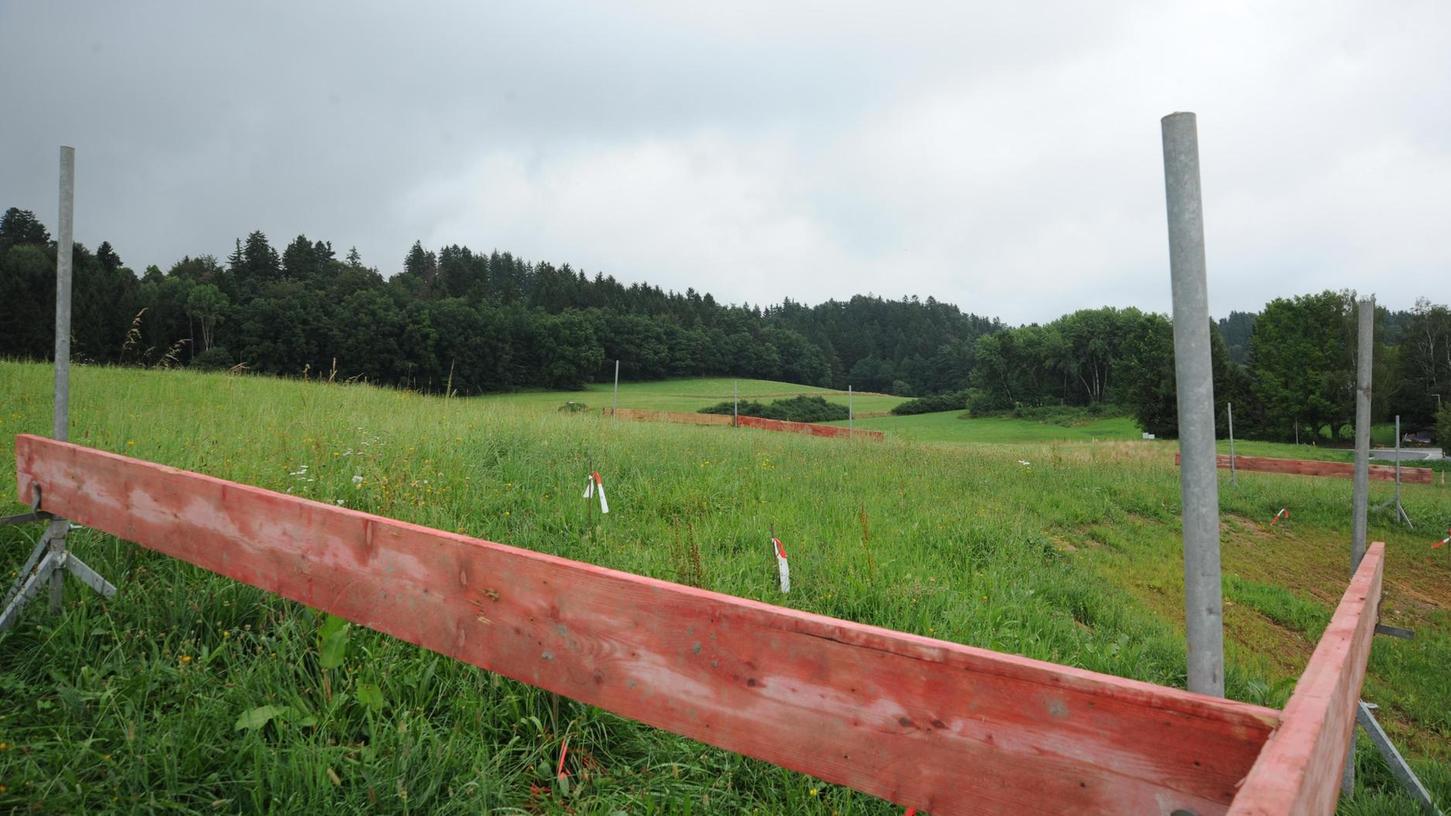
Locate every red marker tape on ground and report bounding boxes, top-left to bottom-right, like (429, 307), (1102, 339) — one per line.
(1270, 507), (1290, 526)
(771, 535), (790, 593)
(1434, 530), (1450, 550)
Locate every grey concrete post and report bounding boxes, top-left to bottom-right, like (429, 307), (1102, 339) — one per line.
(1227, 402), (1237, 486)
(1161, 112), (1224, 698)
(50, 146), (76, 615)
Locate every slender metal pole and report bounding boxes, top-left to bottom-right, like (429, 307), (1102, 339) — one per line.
(848, 385), (854, 434)
(54, 146), (74, 444)
(733, 380), (739, 427)
(1161, 112), (1224, 698)
(1343, 295), (1375, 798)
(49, 146), (76, 616)
(612, 359), (620, 417)
(1351, 297), (1373, 573)
(1227, 402), (1237, 486)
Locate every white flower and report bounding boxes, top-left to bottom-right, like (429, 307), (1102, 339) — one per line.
(352, 474), (364, 485)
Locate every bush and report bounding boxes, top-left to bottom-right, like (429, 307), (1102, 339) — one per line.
(191, 346), (234, 371)
(891, 390), (968, 415)
(1437, 405), (1451, 446)
(699, 395), (848, 423)
(965, 402), (1127, 427)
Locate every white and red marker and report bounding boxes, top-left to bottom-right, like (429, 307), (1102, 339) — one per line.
(1434, 529), (1450, 550)
(771, 533), (790, 593)
(582, 471), (609, 514)
(1270, 507), (1290, 526)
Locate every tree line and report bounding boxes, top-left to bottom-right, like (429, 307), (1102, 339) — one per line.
(2, 205), (1447, 442)
(965, 294), (1451, 441)
(0, 207), (998, 396)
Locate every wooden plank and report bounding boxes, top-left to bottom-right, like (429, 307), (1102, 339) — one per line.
(16, 434), (1275, 815)
(1226, 542), (1385, 816)
(1173, 453), (1432, 484)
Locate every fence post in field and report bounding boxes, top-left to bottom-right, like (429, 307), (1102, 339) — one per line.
(1, 146), (117, 632)
(848, 385), (853, 434)
(1228, 402), (1237, 486)
(733, 380), (739, 427)
(49, 146), (76, 614)
(1161, 111), (1224, 698)
(1344, 295), (1375, 797)
(612, 359), (620, 417)
(1393, 415), (1411, 527)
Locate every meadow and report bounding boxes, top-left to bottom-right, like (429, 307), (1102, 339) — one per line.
(1, 361), (1448, 814)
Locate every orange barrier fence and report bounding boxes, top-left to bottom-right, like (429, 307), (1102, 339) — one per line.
(609, 408), (733, 427)
(736, 415), (884, 440)
(1174, 452), (1433, 485)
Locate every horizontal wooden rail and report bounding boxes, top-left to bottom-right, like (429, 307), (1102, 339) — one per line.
(736, 415), (884, 440)
(1174, 453), (1432, 484)
(16, 434), (1273, 815)
(1227, 542), (1385, 815)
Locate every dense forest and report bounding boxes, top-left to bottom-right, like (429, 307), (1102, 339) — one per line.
(2, 205), (1448, 443)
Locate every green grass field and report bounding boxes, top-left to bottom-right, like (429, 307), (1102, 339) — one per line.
(2, 362), (1448, 814)
(481, 377), (906, 417)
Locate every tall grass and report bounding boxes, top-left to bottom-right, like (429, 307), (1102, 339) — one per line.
(1, 362), (1447, 814)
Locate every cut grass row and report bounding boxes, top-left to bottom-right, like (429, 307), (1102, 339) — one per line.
(0, 362), (1447, 814)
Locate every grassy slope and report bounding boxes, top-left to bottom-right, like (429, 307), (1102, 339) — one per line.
(482, 377), (905, 416)
(1, 362), (1447, 814)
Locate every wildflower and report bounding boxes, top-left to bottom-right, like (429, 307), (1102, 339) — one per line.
(352, 474), (364, 485)
(125, 440), (135, 448)
(809, 787), (819, 797)
(179, 654), (192, 665)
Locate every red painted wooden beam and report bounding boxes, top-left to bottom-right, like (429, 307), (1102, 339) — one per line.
(1226, 542), (1384, 815)
(1173, 453), (1432, 484)
(16, 435), (1275, 815)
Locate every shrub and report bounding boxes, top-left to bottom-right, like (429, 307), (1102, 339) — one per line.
(891, 390), (968, 415)
(191, 346), (234, 371)
(1437, 405), (1451, 446)
(699, 395), (848, 423)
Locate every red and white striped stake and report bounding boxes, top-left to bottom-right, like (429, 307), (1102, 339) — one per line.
(1434, 529), (1450, 550)
(1270, 507), (1290, 526)
(582, 471), (609, 514)
(770, 531), (790, 593)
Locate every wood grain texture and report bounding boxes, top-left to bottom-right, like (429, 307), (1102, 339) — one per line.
(736, 415), (884, 440)
(1174, 453), (1432, 484)
(1226, 542), (1384, 816)
(17, 434), (1274, 815)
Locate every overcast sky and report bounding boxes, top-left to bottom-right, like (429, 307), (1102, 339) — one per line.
(2, 2), (1448, 324)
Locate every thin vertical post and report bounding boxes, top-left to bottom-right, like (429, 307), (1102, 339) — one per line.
(612, 359), (620, 417)
(733, 380), (739, 428)
(848, 385), (854, 434)
(1351, 297), (1373, 572)
(1227, 402), (1237, 486)
(1161, 111), (1224, 698)
(54, 146), (74, 443)
(1343, 295), (1374, 799)
(50, 146), (76, 615)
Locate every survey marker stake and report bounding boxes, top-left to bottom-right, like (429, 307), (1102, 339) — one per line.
(1271, 507), (1290, 526)
(770, 528), (790, 593)
(582, 471), (609, 514)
